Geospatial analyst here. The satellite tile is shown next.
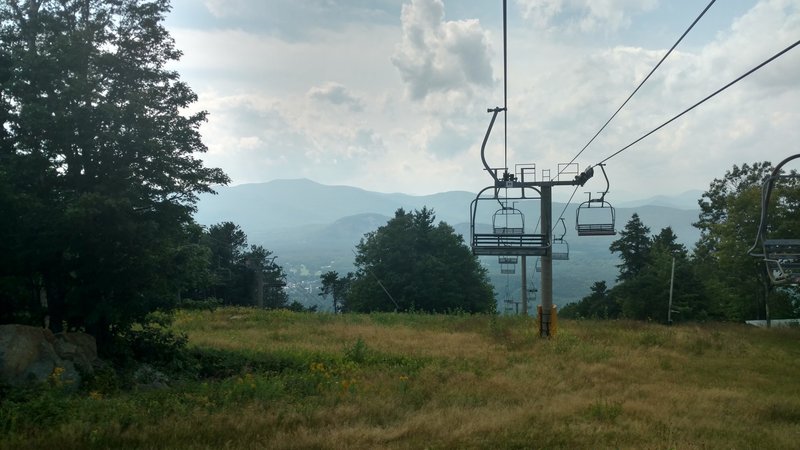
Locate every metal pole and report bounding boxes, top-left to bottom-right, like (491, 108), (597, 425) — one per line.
(765, 282), (771, 328)
(668, 256), (675, 325)
(520, 256), (527, 316)
(540, 185), (553, 336)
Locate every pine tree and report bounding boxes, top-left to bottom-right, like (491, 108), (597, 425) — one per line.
(609, 213), (652, 281)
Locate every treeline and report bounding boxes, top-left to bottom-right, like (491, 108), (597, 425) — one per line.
(181, 221), (301, 311)
(561, 162), (800, 322)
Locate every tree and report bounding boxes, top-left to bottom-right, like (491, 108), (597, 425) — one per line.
(0, 0), (228, 353)
(694, 162), (799, 321)
(244, 244), (288, 309)
(319, 271), (353, 313)
(651, 227), (687, 258)
(195, 222), (288, 308)
(609, 213), (651, 281)
(203, 221), (248, 302)
(348, 208), (495, 313)
(560, 281), (618, 319)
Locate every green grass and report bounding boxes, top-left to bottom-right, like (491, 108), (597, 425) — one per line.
(2, 308), (800, 449)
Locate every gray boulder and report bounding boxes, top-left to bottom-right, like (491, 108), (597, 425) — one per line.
(0, 324), (98, 387)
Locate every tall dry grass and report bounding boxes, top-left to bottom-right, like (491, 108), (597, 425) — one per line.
(3, 308), (799, 449)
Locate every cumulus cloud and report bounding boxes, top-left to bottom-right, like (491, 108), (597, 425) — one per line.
(516, 0), (657, 33)
(691, 0), (800, 91)
(391, 0), (494, 100)
(307, 82), (364, 112)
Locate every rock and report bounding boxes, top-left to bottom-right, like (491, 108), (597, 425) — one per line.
(133, 364), (170, 390)
(54, 331), (98, 374)
(0, 324), (98, 387)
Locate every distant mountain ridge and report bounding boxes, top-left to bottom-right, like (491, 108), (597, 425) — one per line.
(614, 190), (704, 210)
(195, 179), (704, 308)
(195, 178), (476, 232)
(197, 179), (702, 231)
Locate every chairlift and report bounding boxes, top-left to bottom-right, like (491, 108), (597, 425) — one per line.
(749, 154), (800, 285)
(551, 218), (570, 260)
(493, 206), (525, 234)
(576, 164), (616, 236)
(470, 188), (549, 256)
(499, 255), (518, 274)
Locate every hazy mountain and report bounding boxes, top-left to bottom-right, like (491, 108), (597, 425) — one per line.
(195, 179), (704, 310)
(614, 190), (704, 210)
(195, 178), (475, 232)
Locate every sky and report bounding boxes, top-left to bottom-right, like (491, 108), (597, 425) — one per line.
(164, 0), (800, 202)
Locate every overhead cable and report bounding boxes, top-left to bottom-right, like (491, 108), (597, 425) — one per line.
(503, 0), (508, 171)
(597, 38), (800, 165)
(561, 0), (717, 174)
(553, 184), (581, 231)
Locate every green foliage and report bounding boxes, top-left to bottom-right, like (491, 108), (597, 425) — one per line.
(0, 0), (228, 351)
(177, 297), (223, 312)
(186, 347), (318, 380)
(569, 216), (709, 322)
(196, 222), (289, 308)
(344, 338), (369, 364)
(560, 281), (617, 319)
(609, 213), (651, 281)
(99, 312), (192, 376)
(348, 208), (495, 313)
(319, 270), (353, 313)
(694, 162), (800, 320)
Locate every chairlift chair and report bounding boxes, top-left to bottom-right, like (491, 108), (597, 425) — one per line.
(551, 218), (570, 260)
(749, 154), (800, 285)
(493, 206), (525, 234)
(469, 190), (549, 257)
(575, 164), (616, 236)
(763, 240), (800, 284)
(499, 255), (518, 274)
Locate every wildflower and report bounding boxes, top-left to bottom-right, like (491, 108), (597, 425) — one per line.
(49, 366), (66, 387)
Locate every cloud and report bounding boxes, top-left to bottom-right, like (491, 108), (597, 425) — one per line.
(166, 0), (800, 199)
(307, 82), (364, 112)
(515, 0), (657, 34)
(391, 0), (494, 100)
(492, 0), (800, 201)
(197, 0), (402, 41)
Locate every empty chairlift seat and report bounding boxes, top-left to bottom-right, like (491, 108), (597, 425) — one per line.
(551, 218), (570, 260)
(551, 239), (570, 260)
(575, 199), (616, 236)
(763, 239), (800, 284)
(471, 204), (549, 256)
(498, 256), (518, 274)
(575, 163), (616, 237)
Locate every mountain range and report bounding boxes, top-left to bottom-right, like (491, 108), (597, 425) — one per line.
(194, 179), (705, 311)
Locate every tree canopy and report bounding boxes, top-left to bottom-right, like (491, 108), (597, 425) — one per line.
(694, 162), (800, 320)
(347, 208), (495, 313)
(0, 0), (228, 352)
